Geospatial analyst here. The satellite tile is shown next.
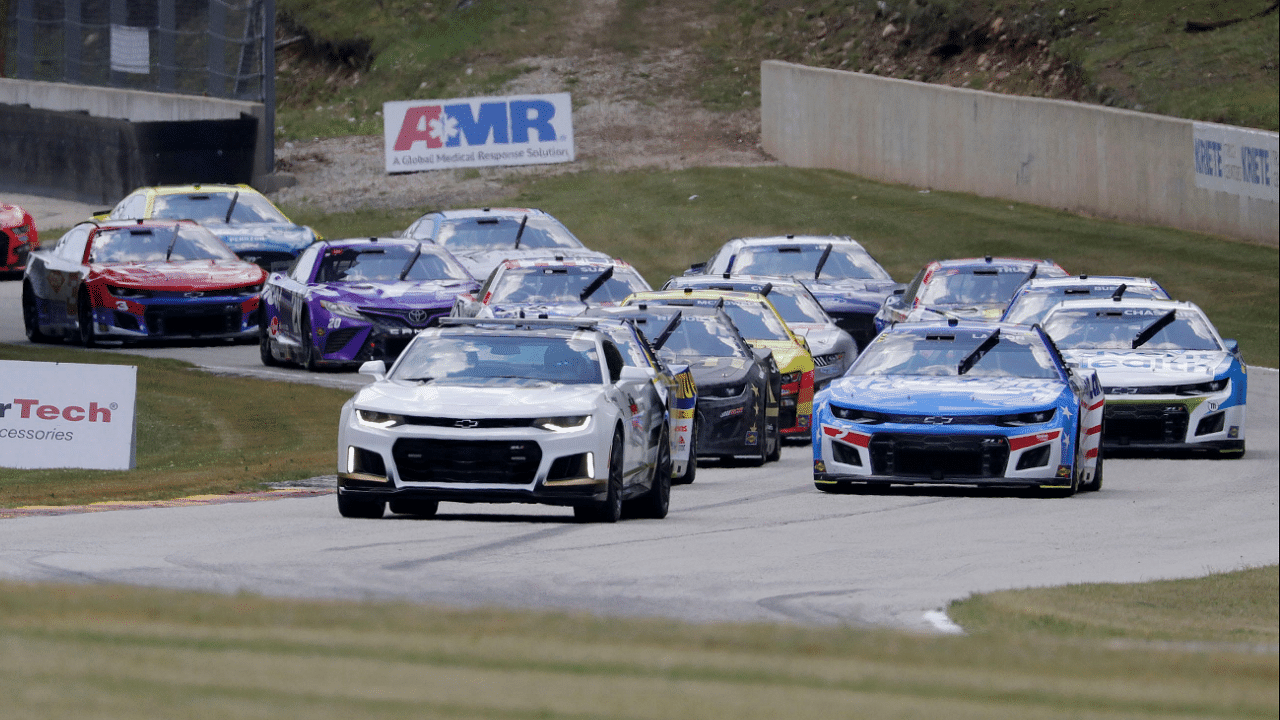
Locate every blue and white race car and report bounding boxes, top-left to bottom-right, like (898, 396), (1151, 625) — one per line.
(1001, 275), (1170, 326)
(876, 256), (1068, 330)
(1041, 298), (1247, 458)
(813, 320), (1105, 495)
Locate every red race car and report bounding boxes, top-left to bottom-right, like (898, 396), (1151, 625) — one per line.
(1, 202), (39, 275)
(22, 219), (266, 346)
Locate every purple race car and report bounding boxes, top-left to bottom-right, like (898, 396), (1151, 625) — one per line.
(260, 237), (479, 370)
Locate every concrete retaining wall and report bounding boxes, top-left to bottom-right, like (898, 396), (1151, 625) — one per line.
(0, 78), (270, 184)
(761, 60), (1278, 246)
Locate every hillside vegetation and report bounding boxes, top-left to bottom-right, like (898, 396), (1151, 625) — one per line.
(273, 0), (1278, 139)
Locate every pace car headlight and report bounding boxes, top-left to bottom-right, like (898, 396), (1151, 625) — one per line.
(997, 409), (1056, 426)
(320, 299), (365, 320)
(830, 405), (884, 424)
(533, 415), (591, 432)
(1176, 379), (1229, 396)
(356, 409), (405, 428)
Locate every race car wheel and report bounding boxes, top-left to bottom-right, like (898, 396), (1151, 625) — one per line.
(22, 282), (49, 344)
(300, 310), (320, 371)
(673, 418), (698, 485)
(388, 499), (439, 517)
(259, 323), (280, 367)
(767, 415), (782, 463)
(627, 425), (671, 519)
(576, 431), (624, 523)
(77, 289), (98, 347)
(337, 493), (385, 519)
(1080, 451), (1104, 492)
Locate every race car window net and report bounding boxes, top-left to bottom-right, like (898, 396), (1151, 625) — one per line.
(315, 246), (468, 283)
(90, 225), (236, 263)
(851, 331), (1059, 379)
(151, 192), (289, 225)
(392, 335), (603, 385)
(730, 245), (889, 280)
(1041, 309), (1220, 351)
(435, 216), (582, 251)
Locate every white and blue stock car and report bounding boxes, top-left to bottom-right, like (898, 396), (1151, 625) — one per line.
(813, 320), (1105, 495)
(1042, 297), (1247, 458)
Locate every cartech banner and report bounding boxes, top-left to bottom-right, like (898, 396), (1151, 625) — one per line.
(383, 93), (575, 173)
(0, 360), (137, 470)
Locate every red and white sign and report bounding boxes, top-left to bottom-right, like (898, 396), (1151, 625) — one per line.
(0, 361), (137, 470)
(383, 93), (575, 173)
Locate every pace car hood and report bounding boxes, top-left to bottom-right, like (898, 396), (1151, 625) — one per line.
(828, 375), (1066, 414)
(310, 279), (476, 308)
(355, 380), (603, 417)
(682, 356), (755, 389)
(92, 260), (264, 289)
(206, 223), (316, 254)
(1061, 349), (1231, 385)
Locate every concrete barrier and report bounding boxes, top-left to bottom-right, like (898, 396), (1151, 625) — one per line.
(761, 61), (1278, 246)
(0, 78), (270, 185)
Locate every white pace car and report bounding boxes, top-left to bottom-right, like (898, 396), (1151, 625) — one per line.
(337, 318), (677, 522)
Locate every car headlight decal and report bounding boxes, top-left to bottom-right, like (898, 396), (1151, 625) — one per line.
(997, 409), (1056, 426)
(320, 299), (365, 320)
(533, 415), (591, 432)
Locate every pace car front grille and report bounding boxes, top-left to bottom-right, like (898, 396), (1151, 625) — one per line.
(868, 433), (1009, 479)
(828, 311), (878, 348)
(391, 438), (541, 484)
(1104, 403), (1188, 445)
(144, 305), (241, 336)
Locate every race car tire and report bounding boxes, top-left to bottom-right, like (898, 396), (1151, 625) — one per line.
(77, 289), (98, 348)
(627, 425), (672, 519)
(575, 431), (624, 523)
(337, 493), (384, 519)
(300, 309), (320, 371)
(259, 323), (281, 367)
(389, 499), (439, 517)
(22, 282), (50, 344)
(767, 415), (782, 462)
(1080, 451), (1104, 492)
(673, 418), (698, 485)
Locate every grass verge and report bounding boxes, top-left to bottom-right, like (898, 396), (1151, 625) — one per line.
(0, 567), (1275, 719)
(0, 344), (349, 508)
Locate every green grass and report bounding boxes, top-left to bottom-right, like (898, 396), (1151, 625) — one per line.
(0, 567), (1275, 719)
(0, 344), (349, 508)
(281, 166), (1280, 368)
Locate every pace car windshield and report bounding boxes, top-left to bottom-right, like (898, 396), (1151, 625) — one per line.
(391, 335), (603, 385)
(314, 245), (470, 283)
(435, 216), (583, 251)
(849, 330), (1060, 379)
(488, 266), (648, 304)
(1042, 308), (1221, 351)
(150, 192), (291, 225)
(916, 267), (1034, 306)
(729, 245), (889, 280)
(90, 225), (238, 263)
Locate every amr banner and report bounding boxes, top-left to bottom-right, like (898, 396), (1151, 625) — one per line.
(383, 93), (575, 173)
(0, 361), (138, 470)
(1192, 122), (1279, 203)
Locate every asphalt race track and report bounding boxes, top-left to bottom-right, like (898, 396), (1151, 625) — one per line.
(1, 277), (1277, 632)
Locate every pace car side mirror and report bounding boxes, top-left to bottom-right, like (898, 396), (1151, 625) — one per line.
(358, 360), (387, 380)
(618, 365), (650, 383)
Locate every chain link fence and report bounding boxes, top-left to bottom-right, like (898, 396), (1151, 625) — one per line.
(2, 0), (272, 103)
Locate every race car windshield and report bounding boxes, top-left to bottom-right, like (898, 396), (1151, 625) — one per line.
(488, 266), (649, 305)
(392, 336), (602, 385)
(90, 225), (237, 263)
(722, 302), (792, 341)
(761, 287), (829, 324)
(850, 331), (1059, 379)
(1042, 309), (1221, 351)
(315, 245), (470, 283)
(1004, 284), (1165, 325)
(652, 315), (749, 360)
(151, 192), (290, 225)
(916, 268), (1033, 307)
(730, 245), (889, 280)
(435, 216), (583, 251)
